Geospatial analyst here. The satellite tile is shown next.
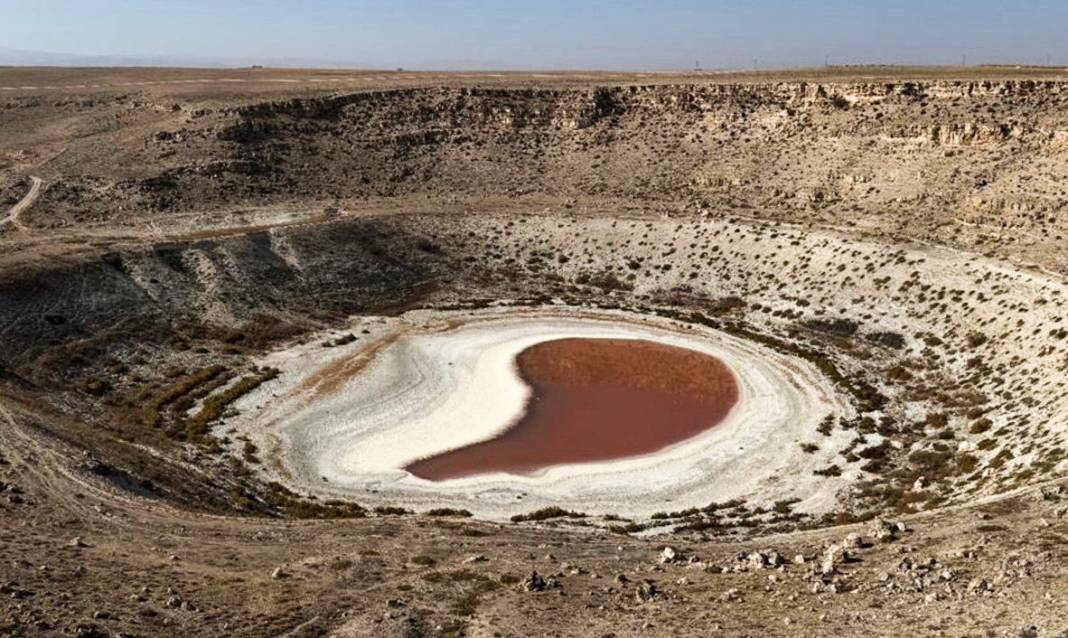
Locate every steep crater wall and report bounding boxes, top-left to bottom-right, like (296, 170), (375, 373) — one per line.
(29, 80), (1068, 266)
(2, 213), (1066, 527)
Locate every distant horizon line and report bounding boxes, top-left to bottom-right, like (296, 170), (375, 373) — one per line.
(2, 62), (1067, 74)
(1, 44), (1065, 75)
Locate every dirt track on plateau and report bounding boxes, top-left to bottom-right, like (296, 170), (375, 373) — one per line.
(0, 175), (40, 229)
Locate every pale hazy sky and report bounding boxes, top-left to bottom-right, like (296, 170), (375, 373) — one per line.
(1, 0), (1066, 70)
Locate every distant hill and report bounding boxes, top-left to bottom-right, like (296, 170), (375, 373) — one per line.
(0, 46), (371, 69)
(0, 46), (226, 68)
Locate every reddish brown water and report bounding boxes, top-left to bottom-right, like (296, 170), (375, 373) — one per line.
(405, 338), (739, 481)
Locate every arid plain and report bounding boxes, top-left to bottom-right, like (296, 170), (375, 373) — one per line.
(2, 66), (1068, 637)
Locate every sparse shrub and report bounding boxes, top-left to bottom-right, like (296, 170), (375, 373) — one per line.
(673, 518), (720, 533)
(805, 317), (858, 337)
(817, 416), (834, 436)
(330, 559), (354, 571)
(510, 506), (586, 523)
(608, 521), (647, 534)
(970, 418), (993, 434)
(925, 413), (949, 429)
(424, 508), (472, 517)
(773, 498), (800, 514)
(416, 239), (443, 254)
(957, 453), (980, 474)
(374, 506), (411, 516)
(866, 331), (906, 350)
(886, 365), (912, 381)
(81, 378), (110, 396)
(184, 367), (280, 441)
(242, 440), (259, 463)
(138, 365), (228, 428)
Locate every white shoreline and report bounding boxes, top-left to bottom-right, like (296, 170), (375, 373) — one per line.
(231, 308), (854, 520)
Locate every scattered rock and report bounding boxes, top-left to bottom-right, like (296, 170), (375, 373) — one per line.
(720, 549), (788, 573)
(659, 546), (680, 564)
(74, 624), (109, 638)
(869, 518), (904, 542)
(968, 578), (994, 594)
(522, 571), (547, 592)
(634, 579), (663, 603)
(719, 587), (741, 602)
(821, 543), (851, 575)
(1039, 485), (1064, 502)
(747, 549), (786, 569)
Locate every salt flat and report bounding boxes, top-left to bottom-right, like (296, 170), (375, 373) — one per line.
(234, 308), (851, 519)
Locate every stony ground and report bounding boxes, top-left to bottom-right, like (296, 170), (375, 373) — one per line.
(2, 67), (1068, 637)
(2, 414), (1067, 637)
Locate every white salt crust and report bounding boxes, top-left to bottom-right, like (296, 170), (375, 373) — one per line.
(232, 308), (854, 520)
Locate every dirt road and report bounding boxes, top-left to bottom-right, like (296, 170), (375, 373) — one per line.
(0, 175), (41, 230)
